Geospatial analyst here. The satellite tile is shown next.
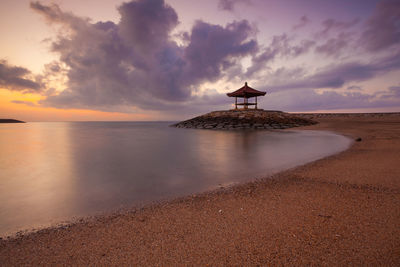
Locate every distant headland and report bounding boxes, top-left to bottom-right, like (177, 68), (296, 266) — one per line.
(0, 119), (26, 123)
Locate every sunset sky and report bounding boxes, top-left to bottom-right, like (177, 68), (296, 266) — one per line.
(1, 0), (399, 121)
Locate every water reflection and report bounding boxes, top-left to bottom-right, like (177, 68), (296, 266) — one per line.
(0, 122), (351, 236)
(0, 123), (77, 234)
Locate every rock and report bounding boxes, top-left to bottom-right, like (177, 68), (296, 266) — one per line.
(172, 110), (317, 130)
(318, 214), (332, 219)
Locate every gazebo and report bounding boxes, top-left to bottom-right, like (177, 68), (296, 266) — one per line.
(227, 82), (266, 110)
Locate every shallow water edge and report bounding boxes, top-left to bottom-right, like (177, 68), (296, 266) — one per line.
(0, 122), (352, 237)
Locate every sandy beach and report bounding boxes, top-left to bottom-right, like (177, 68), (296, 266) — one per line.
(1, 113), (399, 266)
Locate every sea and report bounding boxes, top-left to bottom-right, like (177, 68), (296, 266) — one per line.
(0, 121), (352, 236)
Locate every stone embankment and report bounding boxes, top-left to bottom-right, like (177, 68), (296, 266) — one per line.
(295, 112), (400, 119)
(172, 110), (316, 130)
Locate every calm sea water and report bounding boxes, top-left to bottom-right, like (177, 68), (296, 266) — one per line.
(0, 122), (351, 236)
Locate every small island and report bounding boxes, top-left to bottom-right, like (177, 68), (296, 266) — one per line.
(0, 119), (26, 123)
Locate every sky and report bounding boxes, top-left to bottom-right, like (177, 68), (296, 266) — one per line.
(0, 0), (399, 121)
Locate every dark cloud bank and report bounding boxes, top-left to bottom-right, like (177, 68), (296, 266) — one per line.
(0, 60), (41, 92)
(3, 0), (400, 114)
(29, 0), (257, 112)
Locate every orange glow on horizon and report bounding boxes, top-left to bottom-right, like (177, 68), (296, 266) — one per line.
(0, 90), (151, 122)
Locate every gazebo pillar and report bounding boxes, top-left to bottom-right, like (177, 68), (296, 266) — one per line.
(235, 97), (237, 109)
(255, 96), (258, 109)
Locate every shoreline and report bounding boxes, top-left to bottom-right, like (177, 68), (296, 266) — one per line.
(1, 114), (399, 265)
(0, 129), (352, 239)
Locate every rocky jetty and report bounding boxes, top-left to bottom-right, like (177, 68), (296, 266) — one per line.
(172, 110), (316, 130)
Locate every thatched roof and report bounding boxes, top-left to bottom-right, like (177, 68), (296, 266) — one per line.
(227, 82), (266, 98)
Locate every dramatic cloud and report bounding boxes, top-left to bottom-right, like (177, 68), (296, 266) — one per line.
(315, 32), (352, 56)
(265, 51), (400, 91)
(30, 0), (257, 111)
(118, 0), (178, 55)
(264, 88), (400, 112)
(293, 15), (310, 30)
(310, 17), (361, 58)
(186, 21), (257, 81)
(0, 60), (42, 92)
(218, 0), (252, 11)
(317, 18), (359, 38)
(291, 39), (316, 56)
(382, 86), (400, 98)
(246, 34), (314, 77)
(4, 0), (397, 115)
(361, 1), (400, 51)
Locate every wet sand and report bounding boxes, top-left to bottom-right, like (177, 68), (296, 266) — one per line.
(1, 114), (400, 266)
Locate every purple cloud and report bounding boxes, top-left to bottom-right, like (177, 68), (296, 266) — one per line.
(218, 0), (252, 11)
(246, 35), (314, 77)
(30, 0), (258, 111)
(291, 39), (316, 56)
(185, 20), (257, 82)
(361, 1), (400, 51)
(293, 15), (310, 30)
(347, 85), (363, 91)
(317, 18), (359, 38)
(264, 51), (400, 91)
(9, 0), (398, 115)
(382, 86), (400, 98)
(118, 0), (178, 55)
(315, 32), (351, 56)
(263, 88), (400, 112)
(0, 60), (42, 92)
